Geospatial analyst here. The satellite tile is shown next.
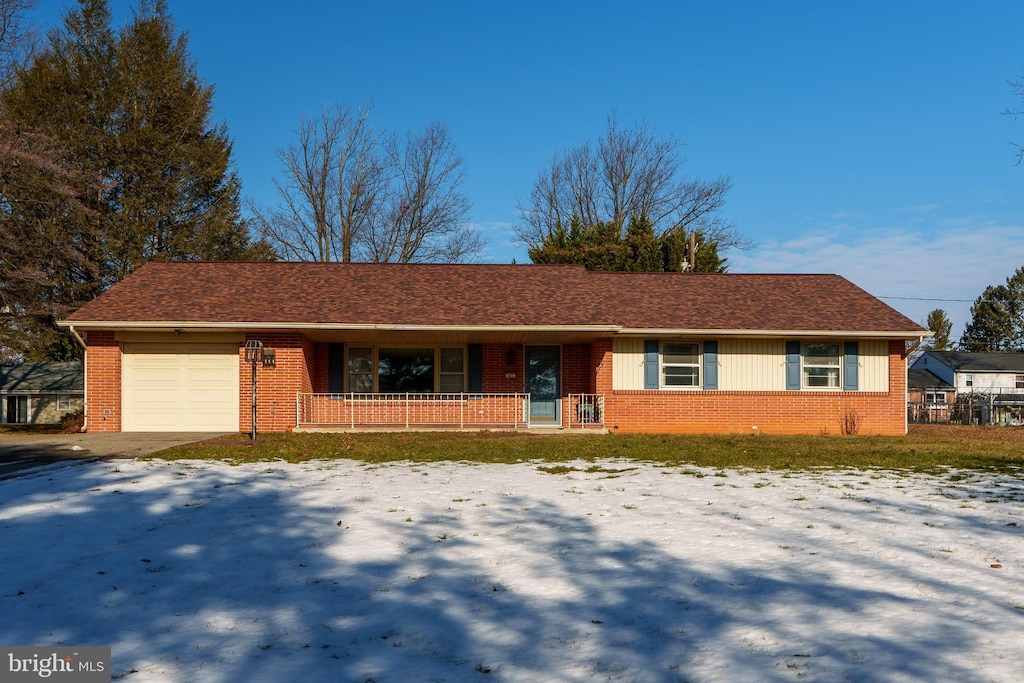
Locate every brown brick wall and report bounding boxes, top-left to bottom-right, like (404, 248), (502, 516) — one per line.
(482, 344), (523, 393)
(311, 342), (329, 393)
(239, 332), (314, 433)
(84, 330), (121, 432)
(593, 339), (613, 395)
(562, 344), (591, 395)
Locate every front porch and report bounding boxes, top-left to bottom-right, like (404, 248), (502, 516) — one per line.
(296, 392), (604, 431)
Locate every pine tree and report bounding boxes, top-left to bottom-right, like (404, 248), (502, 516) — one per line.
(111, 1), (263, 275)
(923, 309), (953, 351)
(528, 213), (727, 273)
(0, 0), (271, 359)
(960, 286), (1013, 351)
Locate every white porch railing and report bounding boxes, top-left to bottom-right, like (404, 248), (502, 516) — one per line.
(567, 393), (605, 429)
(297, 393), (530, 429)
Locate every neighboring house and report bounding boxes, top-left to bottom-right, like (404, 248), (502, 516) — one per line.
(0, 362), (84, 425)
(60, 262), (926, 435)
(906, 368), (955, 423)
(911, 351), (1024, 425)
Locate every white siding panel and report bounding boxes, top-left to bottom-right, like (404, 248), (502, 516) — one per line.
(123, 343), (239, 432)
(859, 340), (889, 392)
(613, 338), (645, 390)
(719, 339), (786, 391)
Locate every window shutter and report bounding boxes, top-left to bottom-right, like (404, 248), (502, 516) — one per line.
(703, 340), (718, 390)
(328, 343), (345, 393)
(468, 344), (483, 393)
(644, 340), (660, 389)
(844, 341), (859, 391)
(785, 341), (801, 390)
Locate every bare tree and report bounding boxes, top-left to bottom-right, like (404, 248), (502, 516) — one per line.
(250, 102), (385, 262)
(368, 121), (479, 263)
(0, 0), (37, 91)
(253, 108), (481, 263)
(516, 115), (749, 255)
(1009, 76), (1024, 165)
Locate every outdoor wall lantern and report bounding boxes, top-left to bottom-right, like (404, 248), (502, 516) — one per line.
(243, 340), (264, 440)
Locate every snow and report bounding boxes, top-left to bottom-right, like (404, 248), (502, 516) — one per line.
(1, 458), (1022, 682)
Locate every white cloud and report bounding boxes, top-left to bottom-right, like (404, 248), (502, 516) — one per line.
(730, 221), (1024, 336)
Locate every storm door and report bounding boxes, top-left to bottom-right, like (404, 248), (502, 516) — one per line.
(525, 346), (560, 424)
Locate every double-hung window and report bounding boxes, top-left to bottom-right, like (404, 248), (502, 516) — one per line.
(438, 348), (466, 393)
(347, 347), (374, 393)
(802, 342), (841, 389)
(661, 342), (700, 388)
(926, 390), (946, 404)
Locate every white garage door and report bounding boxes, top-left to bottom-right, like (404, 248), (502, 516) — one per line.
(122, 343), (240, 432)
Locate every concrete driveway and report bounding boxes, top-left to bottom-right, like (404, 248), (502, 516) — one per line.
(0, 432), (229, 479)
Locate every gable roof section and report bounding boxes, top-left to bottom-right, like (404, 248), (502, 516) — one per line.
(63, 262), (926, 337)
(921, 351), (1024, 373)
(0, 362), (84, 394)
(907, 368), (953, 390)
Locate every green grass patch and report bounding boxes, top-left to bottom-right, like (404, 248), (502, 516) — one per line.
(150, 425), (1024, 472)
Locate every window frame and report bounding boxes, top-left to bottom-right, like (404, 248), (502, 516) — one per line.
(801, 341), (842, 390)
(659, 340), (702, 389)
(6, 395), (29, 424)
(345, 346), (374, 393)
(57, 394), (71, 412)
(344, 345), (467, 394)
(1016, 375), (1024, 390)
(925, 390), (947, 405)
(438, 347), (467, 394)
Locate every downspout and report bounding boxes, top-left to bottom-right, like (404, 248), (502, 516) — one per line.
(68, 325), (88, 432)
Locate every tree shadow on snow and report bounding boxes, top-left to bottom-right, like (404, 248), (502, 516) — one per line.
(0, 461), (1016, 682)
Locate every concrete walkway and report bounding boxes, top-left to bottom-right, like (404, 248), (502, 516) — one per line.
(0, 432), (228, 479)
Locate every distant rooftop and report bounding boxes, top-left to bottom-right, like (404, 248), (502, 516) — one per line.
(921, 351), (1024, 373)
(0, 362), (84, 394)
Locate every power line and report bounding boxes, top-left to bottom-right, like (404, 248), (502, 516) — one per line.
(879, 296), (976, 303)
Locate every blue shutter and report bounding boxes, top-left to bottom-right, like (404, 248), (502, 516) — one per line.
(644, 340), (660, 389)
(468, 344), (483, 392)
(785, 341), (801, 390)
(703, 340), (718, 390)
(844, 341), (859, 391)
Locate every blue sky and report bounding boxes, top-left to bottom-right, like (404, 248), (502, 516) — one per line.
(33, 1), (1024, 335)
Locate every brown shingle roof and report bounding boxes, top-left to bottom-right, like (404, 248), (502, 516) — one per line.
(63, 261), (926, 335)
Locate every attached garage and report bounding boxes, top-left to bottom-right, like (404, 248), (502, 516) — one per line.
(122, 342), (240, 432)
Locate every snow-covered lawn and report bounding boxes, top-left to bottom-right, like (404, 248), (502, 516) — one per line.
(1, 459), (1022, 682)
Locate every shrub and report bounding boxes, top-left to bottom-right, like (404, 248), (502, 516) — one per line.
(60, 410), (85, 433)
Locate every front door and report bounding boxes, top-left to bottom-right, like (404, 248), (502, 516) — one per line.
(525, 346), (560, 425)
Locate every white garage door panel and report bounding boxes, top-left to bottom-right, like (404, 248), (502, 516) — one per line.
(123, 343), (240, 432)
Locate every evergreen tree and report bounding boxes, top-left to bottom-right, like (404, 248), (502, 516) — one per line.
(0, 0), (271, 359)
(623, 214), (661, 272)
(529, 213), (727, 273)
(111, 1), (266, 275)
(923, 308), (953, 351)
(959, 266), (1024, 352)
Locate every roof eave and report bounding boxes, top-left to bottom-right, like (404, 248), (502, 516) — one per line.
(58, 320), (624, 333)
(618, 328), (926, 340)
(60, 320), (925, 340)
